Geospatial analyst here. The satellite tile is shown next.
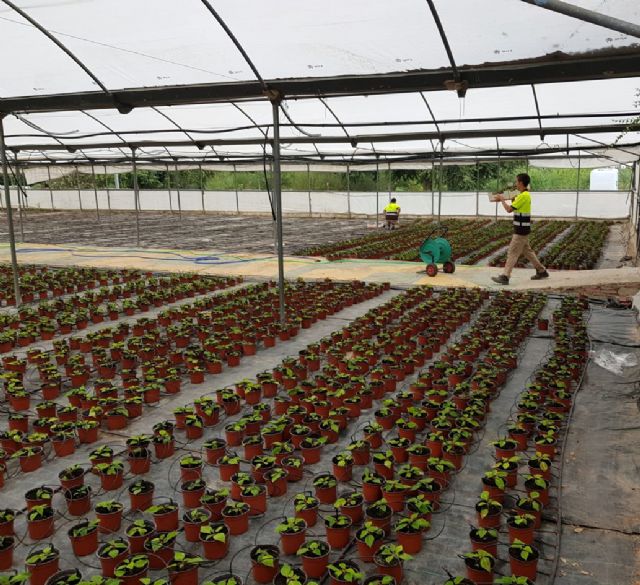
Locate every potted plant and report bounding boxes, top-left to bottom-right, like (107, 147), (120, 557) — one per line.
(200, 523), (230, 560)
(147, 502), (179, 532)
(297, 539), (330, 578)
(273, 564), (307, 585)
(364, 499), (393, 534)
(182, 508), (211, 543)
(313, 473), (338, 504)
(128, 479), (154, 511)
(355, 521), (385, 562)
(0, 535), (14, 570)
(508, 540), (539, 581)
(475, 491), (503, 529)
(222, 501), (250, 535)
(143, 530), (177, 569)
(507, 513), (536, 545)
(167, 552), (202, 585)
(64, 485), (92, 516)
(381, 479), (409, 513)
(97, 538), (130, 578)
(469, 526), (498, 557)
(393, 514), (429, 554)
(126, 519), (155, 554)
(114, 554), (150, 583)
(373, 544), (411, 583)
(250, 545), (280, 584)
(335, 491), (364, 525)
(68, 520), (99, 557)
(324, 513), (353, 550)
(331, 451), (353, 481)
(361, 469), (385, 502)
(27, 505), (54, 540)
(95, 500), (124, 534)
(0, 509), (15, 537)
(276, 517), (307, 555)
(461, 550), (495, 585)
(327, 561), (363, 585)
(181, 479), (206, 509)
(25, 545), (60, 585)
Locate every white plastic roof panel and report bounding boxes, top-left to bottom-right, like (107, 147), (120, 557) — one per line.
(1, 0), (639, 100)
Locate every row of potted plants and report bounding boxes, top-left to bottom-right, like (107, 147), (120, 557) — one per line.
(454, 295), (588, 585)
(0, 273), (238, 352)
(0, 265), (144, 306)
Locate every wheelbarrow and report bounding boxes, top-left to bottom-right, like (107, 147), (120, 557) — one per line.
(419, 225), (455, 277)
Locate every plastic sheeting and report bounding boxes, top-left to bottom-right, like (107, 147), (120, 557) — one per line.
(1, 0), (638, 97)
(0, 1), (639, 165)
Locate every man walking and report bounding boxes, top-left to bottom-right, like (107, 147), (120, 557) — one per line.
(491, 173), (549, 285)
(383, 198), (401, 230)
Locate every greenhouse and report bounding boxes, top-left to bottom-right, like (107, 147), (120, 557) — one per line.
(0, 2), (638, 585)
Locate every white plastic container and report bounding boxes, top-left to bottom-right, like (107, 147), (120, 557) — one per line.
(590, 168), (619, 191)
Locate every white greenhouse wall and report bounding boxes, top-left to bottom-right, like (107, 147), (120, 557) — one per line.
(4, 188), (630, 220)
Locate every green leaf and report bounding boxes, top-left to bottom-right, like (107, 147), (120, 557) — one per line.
(480, 556), (492, 572)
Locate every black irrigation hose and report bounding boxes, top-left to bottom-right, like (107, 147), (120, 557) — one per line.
(547, 308), (593, 585)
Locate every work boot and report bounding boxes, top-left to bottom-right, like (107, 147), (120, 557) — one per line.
(491, 275), (509, 285)
(531, 270), (550, 280)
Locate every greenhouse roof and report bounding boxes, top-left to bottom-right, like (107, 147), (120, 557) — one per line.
(0, 0), (639, 167)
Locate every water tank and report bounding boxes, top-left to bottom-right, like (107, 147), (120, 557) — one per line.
(590, 168), (619, 191)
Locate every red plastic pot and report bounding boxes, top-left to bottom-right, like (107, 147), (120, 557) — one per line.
(464, 560), (493, 585)
(99, 546), (129, 578)
(222, 509), (249, 535)
(373, 559), (403, 584)
(97, 507), (124, 534)
(315, 483), (337, 505)
(356, 536), (383, 563)
(280, 528), (306, 555)
(301, 551), (329, 579)
(19, 447), (43, 472)
(183, 509), (211, 542)
(396, 530), (423, 554)
(27, 556), (60, 585)
(99, 470), (124, 491)
(169, 565), (199, 585)
(509, 552), (538, 581)
(128, 453), (151, 475)
(0, 538), (13, 570)
(28, 515), (55, 540)
(251, 546), (280, 584)
(153, 507), (179, 532)
(325, 520), (352, 550)
(69, 526), (99, 556)
(201, 535), (230, 560)
(295, 499), (319, 527)
(65, 489), (91, 516)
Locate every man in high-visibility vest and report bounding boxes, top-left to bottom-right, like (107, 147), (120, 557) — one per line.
(491, 173), (549, 285)
(383, 198), (401, 230)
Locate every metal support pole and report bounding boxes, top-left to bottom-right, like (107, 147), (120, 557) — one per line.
(272, 100), (286, 325)
(131, 148), (141, 247)
(307, 164), (312, 217)
(91, 164), (100, 221)
(495, 149), (501, 221)
(166, 164), (173, 213)
(376, 162), (380, 228)
(47, 166), (54, 210)
(232, 164), (239, 215)
(174, 163), (182, 220)
(431, 165), (435, 217)
(105, 166), (112, 216)
(575, 154), (581, 219)
(387, 163), (392, 200)
(75, 165), (83, 211)
(200, 164), (205, 214)
(437, 142), (444, 223)
(475, 159), (480, 217)
(346, 164), (351, 218)
(14, 159), (25, 242)
(0, 118), (21, 306)
(520, 0), (640, 39)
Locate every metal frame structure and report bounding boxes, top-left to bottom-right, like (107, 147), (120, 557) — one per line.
(0, 1), (638, 316)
